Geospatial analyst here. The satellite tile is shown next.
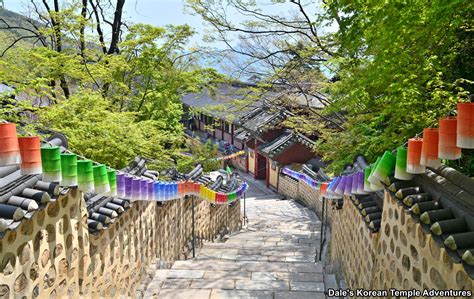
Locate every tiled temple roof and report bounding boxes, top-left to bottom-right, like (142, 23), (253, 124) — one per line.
(258, 130), (315, 159)
(239, 106), (292, 136)
(233, 127), (252, 143)
(181, 83), (264, 122)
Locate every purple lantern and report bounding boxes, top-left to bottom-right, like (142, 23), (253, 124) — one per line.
(116, 172), (126, 198)
(132, 177), (141, 201)
(124, 175), (133, 200)
(335, 176), (347, 195)
(344, 175), (353, 196)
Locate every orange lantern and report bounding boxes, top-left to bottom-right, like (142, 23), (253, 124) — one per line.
(0, 122), (21, 166)
(407, 138), (426, 174)
(177, 181), (184, 195)
(438, 117), (461, 160)
(18, 136), (42, 175)
(457, 102), (474, 148)
(420, 128), (441, 168)
(320, 182), (328, 197)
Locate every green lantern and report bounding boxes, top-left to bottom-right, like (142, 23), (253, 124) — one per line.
(107, 169), (117, 196)
(368, 159), (383, 191)
(371, 151), (396, 184)
(394, 147), (414, 180)
(93, 164), (110, 194)
(77, 160), (94, 192)
(364, 166), (372, 192)
(60, 153), (78, 187)
(41, 146), (62, 182)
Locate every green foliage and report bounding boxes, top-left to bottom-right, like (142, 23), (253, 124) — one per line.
(39, 91), (181, 169)
(0, 3), (219, 170)
(318, 0), (473, 174)
(186, 138), (221, 172)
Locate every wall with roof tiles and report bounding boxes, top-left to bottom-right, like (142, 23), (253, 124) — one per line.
(248, 150), (255, 175)
(276, 173), (473, 292)
(0, 191), (241, 298)
(277, 174), (299, 199)
(268, 161), (279, 189)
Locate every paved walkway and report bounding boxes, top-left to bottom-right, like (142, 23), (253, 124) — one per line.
(144, 176), (326, 299)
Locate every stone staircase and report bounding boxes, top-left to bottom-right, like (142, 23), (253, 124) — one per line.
(143, 194), (333, 298)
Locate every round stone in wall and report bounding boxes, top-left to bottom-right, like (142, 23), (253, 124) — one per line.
(1, 252), (15, 275)
(20, 218), (34, 235)
(0, 285), (9, 297)
(429, 237), (440, 260)
(17, 242), (31, 265)
(30, 262), (39, 281)
(41, 249), (50, 268)
(429, 268), (447, 289)
(43, 265), (56, 288)
(47, 201), (60, 218)
(14, 273), (27, 293)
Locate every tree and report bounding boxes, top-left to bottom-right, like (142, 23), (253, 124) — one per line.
(317, 0), (473, 173)
(190, 0), (473, 175)
(0, 1), (220, 171)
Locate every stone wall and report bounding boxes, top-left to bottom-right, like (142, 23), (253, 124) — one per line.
(277, 174), (298, 199)
(276, 173), (474, 293)
(0, 190), (241, 298)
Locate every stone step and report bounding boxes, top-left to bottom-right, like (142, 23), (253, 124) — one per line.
(324, 273), (338, 294)
(170, 259), (324, 273)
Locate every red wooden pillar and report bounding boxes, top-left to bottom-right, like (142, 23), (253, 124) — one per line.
(246, 149), (249, 173)
(254, 139), (258, 179)
(221, 121), (224, 140)
(266, 158), (270, 188)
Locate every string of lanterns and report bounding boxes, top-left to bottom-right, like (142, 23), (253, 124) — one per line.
(282, 102), (473, 197)
(0, 122), (248, 205)
(215, 150), (246, 161)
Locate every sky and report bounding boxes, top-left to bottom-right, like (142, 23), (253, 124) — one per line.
(3, 0), (211, 46)
(2, 0), (330, 78)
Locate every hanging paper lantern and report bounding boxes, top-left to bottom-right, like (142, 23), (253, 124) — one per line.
(131, 177), (141, 201)
(371, 151), (396, 184)
(166, 182), (173, 200)
(140, 178), (149, 200)
(18, 136), (42, 175)
(394, 147), (414, 180)
(147, 180), (154, 200)
(368, 160), (383, 191)
(93, 164), (110, 195)
(457, 102), (474, 149)
(153, 181), (160, 201)
(320, 182), (328, 197)
(351, 173), (359, 195)
(355, 172), (367, 195)
(77, 160), (94, 192)
(439, 117), (461, 160)
(334, 176), (347, 195)
(407, 138), (426, 174)
(41, 146), (62, 182)
(367, 157), (381, 185)
(116, 172), (126, 198)
(124, 175), (133, 199)
(328, 177), (340, 194)
(173, 182), (179, 199)
(107, 170), (117, 197)
(364, 166), (372, 192)
(420, 128), (441, 167)
(60, 153), (78, 187)
(343, 174), (353, 196)
(0, 123), (20, 166)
